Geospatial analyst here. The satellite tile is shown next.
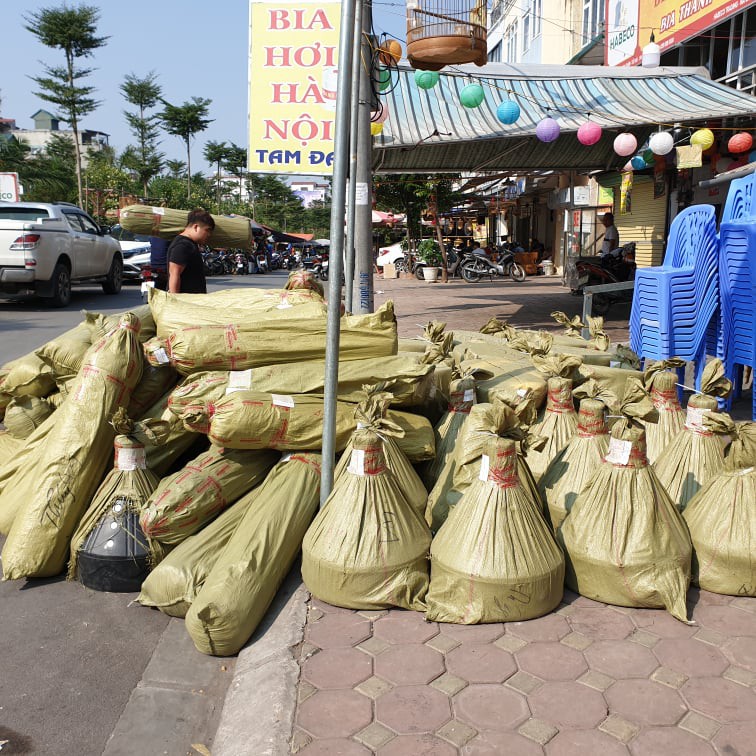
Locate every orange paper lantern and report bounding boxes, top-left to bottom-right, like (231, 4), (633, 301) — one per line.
(379, 40), (402, 65)
(728, 132), (753, 154)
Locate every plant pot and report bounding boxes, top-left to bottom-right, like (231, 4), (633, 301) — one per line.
(422, 266), (441, 282)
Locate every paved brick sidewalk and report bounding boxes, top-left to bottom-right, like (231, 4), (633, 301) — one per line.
(289, 275), (756, 755)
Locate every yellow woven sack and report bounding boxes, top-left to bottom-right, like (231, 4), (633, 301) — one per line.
(3, 396), (55, 439)
(0, 353), (56, 398)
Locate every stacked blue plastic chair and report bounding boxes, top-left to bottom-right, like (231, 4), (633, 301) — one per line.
(716, 172), (756, 415)
(629, 205), (719, 387)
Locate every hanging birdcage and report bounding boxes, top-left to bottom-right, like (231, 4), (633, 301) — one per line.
(406, 0), (487, 71)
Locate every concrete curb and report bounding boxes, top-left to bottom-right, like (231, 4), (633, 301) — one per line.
(212, 568), (308, 756)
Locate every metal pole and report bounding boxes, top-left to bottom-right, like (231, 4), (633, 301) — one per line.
(355, 1), (374, 314)
(320, 0), (358, 507)
(344, 0), (363, 313)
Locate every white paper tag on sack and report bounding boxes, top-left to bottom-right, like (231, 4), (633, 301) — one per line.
(226, 369), (253, 394)
(463, 389), (474, 402)
(686, 406), (710, 430)
(516, 388), (528, 398)
(272, 394), (295, 408)
(152, 206), (165, 216)
(610, 360), (621, 368)
(348, 449), (365, 476)
(153, 347), (170, 365)
(277, 294), (292, 309)
(116, 446), (147, 471)
(605, 437), (632, 465)
(478, 454), (490, 481)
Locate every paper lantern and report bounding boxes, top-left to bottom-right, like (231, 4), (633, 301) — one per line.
(370, 122), (384, 136)
(577, 120), (602, 146)
(641, 38), (661, 68)
(691, 128), (715, 151)
(650, 131), (674, 156)
(379, 40), (402, 65)
(728, 132), (753, 154)
(614, 132), (638, 157)
(536, 117), (560, 143)
(371, 103), (389, 124)
(496, 99), (520, 125)
(377, 69), (392, 92)
(460, 83), (485, 108)
(623, 161), (634, 172)
(631, 155), (646, 170)
(643, 149), (654, 165)
(414, 69), (439, 90)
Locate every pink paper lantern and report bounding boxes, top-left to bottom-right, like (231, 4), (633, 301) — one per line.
(536, 117), (560, 143)
(371, 103), (389, 124)
(614, 132), (638, 157)
(577, 121), (602, 146)
(728, 132), (753, 154)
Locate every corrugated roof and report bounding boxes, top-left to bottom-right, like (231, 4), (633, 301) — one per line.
(373, 63), (756, 174)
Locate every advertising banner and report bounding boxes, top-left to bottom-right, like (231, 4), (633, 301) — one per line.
(0, 172), (20, 202)
(606, 0), (754, 67)
(248, 0), (341, 175)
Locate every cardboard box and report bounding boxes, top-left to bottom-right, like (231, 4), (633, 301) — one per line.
(383, 263), (399, 279)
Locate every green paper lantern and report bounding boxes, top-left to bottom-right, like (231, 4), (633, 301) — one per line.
(643, 149), (654, 165)
(414, 69), (440, 90)
(377, 68), (392, 92)
(460, 83), (485, 109)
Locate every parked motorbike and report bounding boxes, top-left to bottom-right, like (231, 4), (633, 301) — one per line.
(572, 242), (636, 315)
(234, 251), (249, 275)
(460, 248), (526, 283)
(256, 252), (269, 273)
(413, 248), (461, 280)
(312, 253), (328, 281)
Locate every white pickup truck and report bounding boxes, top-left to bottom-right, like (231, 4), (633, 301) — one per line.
(0, 201), (123, 307)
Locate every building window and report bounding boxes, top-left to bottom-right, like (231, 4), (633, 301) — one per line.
(489, 41), (503, 62)
(582, 0), (604, 43)
(533, 0), (542, 36)
(506, 19), (519, 62)
(523, 6), (531, 53)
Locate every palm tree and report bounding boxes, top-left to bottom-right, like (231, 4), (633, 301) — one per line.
(203, 140), (229, 212)
(165, 159), (187, 179)
(158, 97), (212, 199)
(223, 143), (248, 204)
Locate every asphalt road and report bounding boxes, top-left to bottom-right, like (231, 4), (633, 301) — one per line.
(0, 271), (288, 755)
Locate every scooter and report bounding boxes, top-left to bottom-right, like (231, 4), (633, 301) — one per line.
(256, 252), (269, 273)
(413, 248), (461, 280)
(460, 248), (526, 283)
(572, 243), (637, 314)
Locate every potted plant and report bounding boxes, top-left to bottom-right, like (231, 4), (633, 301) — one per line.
(417, 238), (442, 282)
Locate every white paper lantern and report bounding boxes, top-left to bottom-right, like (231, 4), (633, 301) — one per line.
(614, 132), (638, 157)
(649, 131), (674, 156)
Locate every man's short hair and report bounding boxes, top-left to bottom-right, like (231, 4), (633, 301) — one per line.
(186, 209), (215, 229)
(603, 212), (614, 224)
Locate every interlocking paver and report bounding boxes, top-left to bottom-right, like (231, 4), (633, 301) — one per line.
(453, 684), (530, 731)
(679, 711), (720, 740)
(439, 623), (505, 644)
(713, 722), (756, 755)
(425, 633), (460, 654)
(376, 685), (452, 734)
(518, 717), (558, 745)
(297, 738), (372, 755)
(310, 598), (356, 615)
(605, 679), (688, 726)
(305, 613), (372, 649)
(303, 647), (373, 690)
(529, 681), (609, 729)
(567, 607), (635, 640)
(505, 670), (543, 695)
(560, 631), (593, 651)
(691, 604), (756, 636)
(584, 639), (659, 679)
(629, 608), (698, 638)
(516, 642), (588, 681)
(377, 733), (457, 755)
(494, 633), (528, 653)
(446, 643), (517, 683)
(729, 597), (756, 614)
(297, 689), (373, 739)
(651, 666), (688, 689)
(356, 635), (391, 656)
(628, 727), (716, 755)
(694, 627), (728, 647)
(436, 718), (477, 748)
(374, 643), (445, 686)
(723, 636), (756, 672)
(722, 664), (756, 687)
(546, 729), (630, 755)
(355, 675), (394, 700)
(355, 722), (396, 750)
(464, 731), (544, 755)
(373, 611), (439, 645)
(599, 713), (640, 744)
(681, 677), (756, 723)
(653, 637), (729, 678)
(628, 629), (659, 648)
(430, 672), (468, 697)
(508, 614), (571, 642)
(578, 669), (615, 692)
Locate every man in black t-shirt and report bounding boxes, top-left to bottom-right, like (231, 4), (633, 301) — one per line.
(167, 209), (215, 293)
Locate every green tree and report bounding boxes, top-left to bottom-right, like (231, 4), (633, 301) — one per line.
(245, 173), (303, 231)
(120, 71), (164, 196)
(203, 139), (229, 212)
(24, 4), (108, 208)
(158, 97), (212, 199)
(148, 172), (214, 211)
(0, 135), (31, 176)
(223, 143), (247, 204)
(83, 147), (138, 222)
(22, 133), (78, 202)
(165, 159), (187, 179)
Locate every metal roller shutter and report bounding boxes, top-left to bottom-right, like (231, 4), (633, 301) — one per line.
(612, 178), (669, 267)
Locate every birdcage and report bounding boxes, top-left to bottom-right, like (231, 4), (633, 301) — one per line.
(406, 0), (487, 71)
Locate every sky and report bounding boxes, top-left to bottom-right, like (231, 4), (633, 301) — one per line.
(1, 0), (406, 173)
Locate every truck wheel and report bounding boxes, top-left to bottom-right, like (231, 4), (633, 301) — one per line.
(102, 256), (123, 294)
(46, 263), (72, 307)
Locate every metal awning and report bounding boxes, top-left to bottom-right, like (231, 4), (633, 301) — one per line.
(373, 63), (756, 174)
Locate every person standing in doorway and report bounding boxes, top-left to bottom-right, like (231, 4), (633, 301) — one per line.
(600, 212), (620, 256)
(167, 209), (215, 293)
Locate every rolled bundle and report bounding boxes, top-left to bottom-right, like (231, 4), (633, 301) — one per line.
(655, 360), (732, 512)
(3, 395), (55, 439)
(683, 417), (756, 596)
(426, 437), (564, 624)
(642, 359), (686, 463)
(284, 269), (324, 296)
(540, 379), (615, 533)
(302, 429), (431, 611)
(0, 353), (56, 399)
(561, 379), (692, 622)
(186, 453), (322, 656)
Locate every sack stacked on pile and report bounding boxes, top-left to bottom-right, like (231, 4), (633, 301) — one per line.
(560, 379), (692, 622)
(67, 410), (171, 583)
(284, 269), (324, 297)
(334, 385), (428, 516)
(145, 301), (397, 374)
(138, 489), (259, 617)
(426, 437), (564, 623)
(186, 453), (322, 656)
(421, 373), (476, 490)
(655, 360), (732, 512)
(3, 395), (55, 439)
(0, 432), (23, 461)
(642, 359), (686, 463)
(148, 288), (327, 339)
(526, 354), (582, 481)
(1, 313), (144, 580)
(683, 417), (756, 596)
(302, 429), (431, 610)
(0, 352), (56, 400)
(140, 446), (278, 547)
(540, 379), (616, 533)
(576, 363), (642, 410)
